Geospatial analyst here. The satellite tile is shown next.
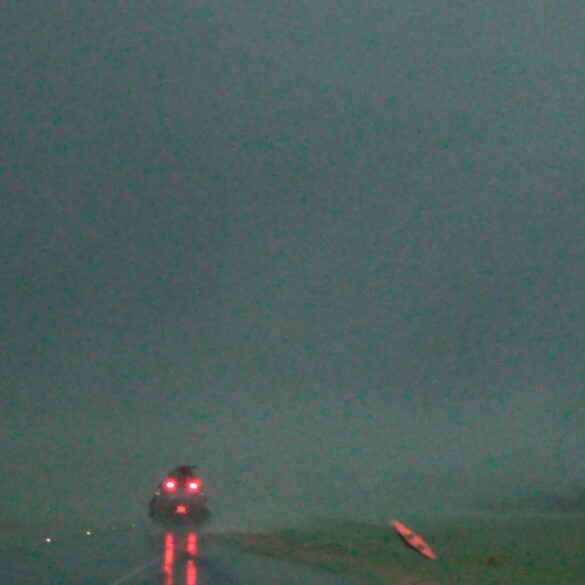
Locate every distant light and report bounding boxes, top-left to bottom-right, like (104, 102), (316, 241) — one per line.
(45, 537), (52, 543)
(85, 530), (92, 536)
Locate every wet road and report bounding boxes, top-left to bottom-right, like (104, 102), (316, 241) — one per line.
(0, 523), (356, 585)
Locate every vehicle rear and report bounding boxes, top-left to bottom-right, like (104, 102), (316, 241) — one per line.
(149, 466), (211, 526)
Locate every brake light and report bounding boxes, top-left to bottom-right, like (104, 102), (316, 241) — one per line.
(164, 479), (177, 491)
(187, 480), (199, 492)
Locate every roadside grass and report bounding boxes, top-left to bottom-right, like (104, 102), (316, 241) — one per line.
(220, 514), (585, 584)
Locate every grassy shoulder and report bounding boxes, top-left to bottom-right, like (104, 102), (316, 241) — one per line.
(218, 514), (585, 584)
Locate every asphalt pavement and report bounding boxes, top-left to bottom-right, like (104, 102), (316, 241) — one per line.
(0, 522), (357, 585)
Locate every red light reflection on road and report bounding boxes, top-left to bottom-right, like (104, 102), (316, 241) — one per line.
(162, 531), (198, 585)
(186, 559), (197, 585)
(163, 532), (174, 585)
(187, 532), (197, 556)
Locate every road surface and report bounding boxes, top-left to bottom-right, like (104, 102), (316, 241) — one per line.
(0, 522), (357, 585)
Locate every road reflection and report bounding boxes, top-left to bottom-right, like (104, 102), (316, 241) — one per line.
(161, 531), (198, 585)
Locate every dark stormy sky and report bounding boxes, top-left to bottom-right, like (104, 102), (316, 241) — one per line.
(2, 1), (585, 527)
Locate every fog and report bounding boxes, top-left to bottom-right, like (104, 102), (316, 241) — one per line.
(2, 1), (585, 529)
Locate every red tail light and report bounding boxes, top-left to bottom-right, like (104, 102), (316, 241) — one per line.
(187, 479), (199, 492)
(164, 479), (177, 491)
